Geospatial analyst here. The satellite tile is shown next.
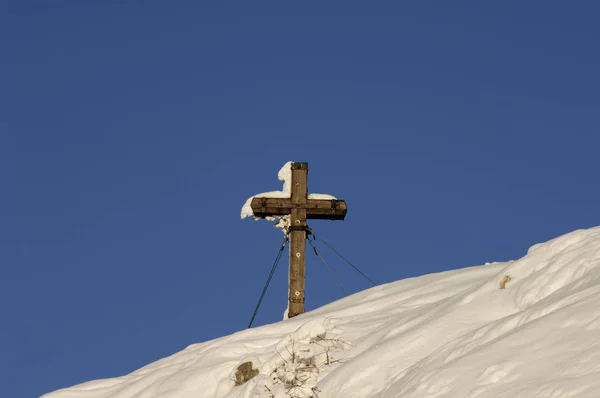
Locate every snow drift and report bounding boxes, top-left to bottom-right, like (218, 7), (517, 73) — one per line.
(43, 226), (600, 397)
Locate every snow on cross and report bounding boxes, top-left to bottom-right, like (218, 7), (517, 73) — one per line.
(241, 161), (347, 318)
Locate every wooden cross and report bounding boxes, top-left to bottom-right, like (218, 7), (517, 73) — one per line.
(250, 162), (347, 318)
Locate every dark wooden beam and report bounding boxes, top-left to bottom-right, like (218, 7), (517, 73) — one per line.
(288, 162), (308, 318)
(250, 197), (347, 220)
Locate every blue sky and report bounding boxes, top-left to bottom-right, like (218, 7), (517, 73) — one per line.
(4, 2), (599, 397)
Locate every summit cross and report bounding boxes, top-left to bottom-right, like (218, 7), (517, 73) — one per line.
(250, 162), (347, 318)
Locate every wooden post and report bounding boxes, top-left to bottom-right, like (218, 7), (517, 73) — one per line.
(288, 163), (308, 318)
(248, 162), (347, 318)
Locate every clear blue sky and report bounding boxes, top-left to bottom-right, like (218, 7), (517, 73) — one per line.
(4, 2), (599, 397)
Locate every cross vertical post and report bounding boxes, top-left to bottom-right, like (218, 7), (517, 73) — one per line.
(289, 162), (308, 318)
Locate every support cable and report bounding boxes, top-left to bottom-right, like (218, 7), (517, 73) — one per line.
(307, 237), (348, 296)
(307, 227), (377, 287)
(248, 236), (289, 328)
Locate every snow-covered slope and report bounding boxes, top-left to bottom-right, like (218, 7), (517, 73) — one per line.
(44, 227), (600, 398)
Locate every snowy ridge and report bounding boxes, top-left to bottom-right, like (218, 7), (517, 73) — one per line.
(43, 227), (600, 398)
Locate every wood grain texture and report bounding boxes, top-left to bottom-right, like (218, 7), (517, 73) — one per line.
(250, 198), (347, 220)
(288, 165), (308, 318)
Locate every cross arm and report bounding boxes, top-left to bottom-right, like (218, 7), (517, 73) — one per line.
(250, 197), (347, 220)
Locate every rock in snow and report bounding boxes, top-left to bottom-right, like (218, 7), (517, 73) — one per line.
(44, 227), (600, 398)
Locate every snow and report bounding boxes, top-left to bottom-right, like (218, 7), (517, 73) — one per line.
(240, 162), (337, 223)
(241, 161), (293, 221)
(43, 226), (600, 398)
(307, 194), (336, 200)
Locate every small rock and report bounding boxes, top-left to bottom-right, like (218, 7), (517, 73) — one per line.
(235, 361), (259, 386)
